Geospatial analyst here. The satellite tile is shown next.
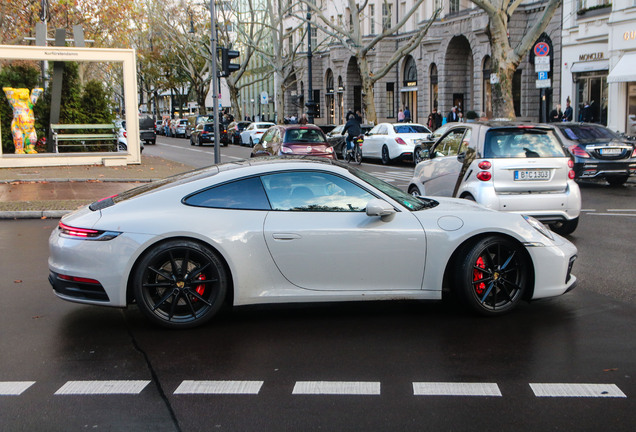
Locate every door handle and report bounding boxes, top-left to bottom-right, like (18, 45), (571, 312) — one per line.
(272, 233), (302, 240)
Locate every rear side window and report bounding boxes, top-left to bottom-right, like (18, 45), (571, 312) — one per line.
(560, 125), (618, 142)
(394, 125), (429, 134)
(484, 129), (565, 158)
(184, 177), (270, 210)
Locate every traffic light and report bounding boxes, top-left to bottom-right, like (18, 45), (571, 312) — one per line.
(220, 47), (240, 77)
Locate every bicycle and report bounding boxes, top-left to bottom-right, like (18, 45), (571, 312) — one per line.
(345, 135), (363, 165)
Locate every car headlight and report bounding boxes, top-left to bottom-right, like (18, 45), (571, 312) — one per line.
(523, 215), (554, 240)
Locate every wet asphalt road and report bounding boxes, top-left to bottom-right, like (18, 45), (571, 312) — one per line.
(1, 136), (635, 431)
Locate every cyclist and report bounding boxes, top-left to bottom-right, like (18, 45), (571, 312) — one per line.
(342, 112), (362, 157)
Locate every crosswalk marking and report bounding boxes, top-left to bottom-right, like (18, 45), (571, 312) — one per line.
(413, 382), (502, 397)
(530, 383), (627, 398)
(0, 381), (35, 395)
(174, 380), (263, 394)
(54, 380), (150, 395)
(368, 170), (413, 183)
(292, 381), (381, 395)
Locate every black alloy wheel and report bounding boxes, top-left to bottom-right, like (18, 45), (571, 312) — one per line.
(454, 236), (529, 315)
(413, 146), (424, 165)
(133, 240), (228, 329)
(381, 145), (391, 165)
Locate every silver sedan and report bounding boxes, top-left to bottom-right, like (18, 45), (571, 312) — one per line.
(49, 158), (578, 329)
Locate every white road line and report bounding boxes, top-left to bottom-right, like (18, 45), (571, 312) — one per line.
(292, 381), (381, 395)
(530, 383), (627, 398)
(0, 381), (35, 396)
(174, 380), (263, 394)
(54, 380), (150, 395)
(413, 382), (502, 397)
(587, 213), (636, 217)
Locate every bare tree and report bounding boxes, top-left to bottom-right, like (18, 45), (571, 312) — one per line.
(471, 0), (562, 119)
(304, 0), (440, 124)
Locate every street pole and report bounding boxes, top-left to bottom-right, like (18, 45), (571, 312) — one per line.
(306, 8), (315, 123)
(209, 0), (221, 164)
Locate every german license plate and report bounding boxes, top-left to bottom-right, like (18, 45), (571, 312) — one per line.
(600, 148), (622, 155)
(514, 169), (550, 181)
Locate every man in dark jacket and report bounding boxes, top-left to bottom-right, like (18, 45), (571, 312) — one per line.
(447, 106), (459, 123)
(343, 113), (362, 153)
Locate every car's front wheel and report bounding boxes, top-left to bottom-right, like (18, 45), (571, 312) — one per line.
(381, 145), (391, 165)
(408, 185), (421, 197)
(133, 240), (228, 329)
(453, 236), (529, 316)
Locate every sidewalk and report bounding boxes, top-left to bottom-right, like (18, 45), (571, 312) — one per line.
(0, 155), (195, 219)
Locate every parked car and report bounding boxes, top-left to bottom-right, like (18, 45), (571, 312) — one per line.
(408, 122), (581, 235)
(251, 124), (335, 159)
(139, 115), (156, 145)
(113, 120), (144, 153)
(550, 122), (636, 186)
(413, 123), (459, 164)
(326, 123), (374, 160)
(170, 119), (189, 138)
(188, 122), (228, 146)
(154, 118), (163, 135)
(49, 158), (577, 329)
(363, 123), (432, 164)
(240, 122), (275, 146)
(228, 121), (251, 145)
(186, 115), (213, 138)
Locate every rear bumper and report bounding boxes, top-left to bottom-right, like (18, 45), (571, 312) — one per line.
(574, 161), (636, 179)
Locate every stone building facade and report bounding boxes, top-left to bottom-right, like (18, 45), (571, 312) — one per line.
(287, 1), (562, 126)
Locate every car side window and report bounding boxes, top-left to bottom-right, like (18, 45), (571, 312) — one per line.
(183, 177), (271, 210)
(262, 171), (375, 212)
(458, 129), (472, 154)
(377, 125), (388, 135)
(434, 129), (465, 157)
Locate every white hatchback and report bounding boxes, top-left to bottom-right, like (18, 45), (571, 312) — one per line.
(408, 122), (582, 235)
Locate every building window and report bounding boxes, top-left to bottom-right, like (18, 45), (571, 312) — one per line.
(387, 83), (395, 118)
(430, 64), (438, 112)
(311, 27), (317, 49)
(449, 0), (460, 14)
(382, 4), (392, 30)
(369, 5), (375, 34)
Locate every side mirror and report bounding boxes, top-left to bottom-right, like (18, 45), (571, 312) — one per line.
(366, 199), (396, 222)
(457, 152), (466, 163)
(427, 133), (434, 140)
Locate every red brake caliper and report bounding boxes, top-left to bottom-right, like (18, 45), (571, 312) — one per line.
(473, 256), (486, 295)
(193, 274), (206, 301)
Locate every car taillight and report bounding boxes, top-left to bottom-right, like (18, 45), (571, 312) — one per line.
(396, 138), (407, 145)
(568, 159), (576, 179)
(477, 171), (492, 181)
(326, 147), (334, 153)
(632, 147), (636, 158)
(123, 131), (127, 138)
(568, 144), (590, 158)
(58, 222), (120, 241)
(478, 160), (491, 170)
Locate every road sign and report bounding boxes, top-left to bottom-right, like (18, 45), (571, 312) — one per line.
(260, 91), (269, 105)
(534, 42), (550, 57)
(536, 78), (551, 89)
(537, 71), (549, 80)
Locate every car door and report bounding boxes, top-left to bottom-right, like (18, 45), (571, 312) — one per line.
(419, 127), (469, 196)
(261, 171), (426, 291)
(364, 124), (387, 158)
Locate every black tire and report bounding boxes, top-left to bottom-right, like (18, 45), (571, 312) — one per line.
(453, 236), (529, 316)
(549, 217), (579, 236)
(118, 142), (127, 152)
(381, 145), (391, 165)
(133, 240), (228, 329)
(198, 137), (203, 146)
(354, 145), (362, 165)
(408, 185), (421, 197)
(190, 136), (195, 146)
(607, 175), (628, 187)
(250, 138), (254, 147)
(149, 139), (156, 145)
(460, 194), (476, 201)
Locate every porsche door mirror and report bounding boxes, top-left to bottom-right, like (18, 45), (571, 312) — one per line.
(366, 199), (396, 222)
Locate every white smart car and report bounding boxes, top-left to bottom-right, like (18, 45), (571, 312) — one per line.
(408, 122), (581, 235)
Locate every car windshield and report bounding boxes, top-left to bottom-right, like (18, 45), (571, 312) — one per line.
(284, 128), (326, 143)
(484, 128), (566, 158)
(559, 125), (619, 142)
(394, 125), (430, 134)
(349, 166), (435, 211)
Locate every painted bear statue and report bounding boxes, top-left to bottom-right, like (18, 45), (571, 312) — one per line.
(3, 87), (44, 154)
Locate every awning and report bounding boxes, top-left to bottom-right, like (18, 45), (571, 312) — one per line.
(570, 59), (609, 73)
(608, 53), (636, 83)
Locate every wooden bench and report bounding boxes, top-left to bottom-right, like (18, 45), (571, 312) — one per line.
(51, 124), (118, 153)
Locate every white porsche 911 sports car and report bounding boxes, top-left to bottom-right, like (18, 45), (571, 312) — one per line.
(49, 158), (578, 329)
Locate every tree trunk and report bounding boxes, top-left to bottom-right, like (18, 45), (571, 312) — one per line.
(357, 57), (377, 124)
(229, 85), (241, 120)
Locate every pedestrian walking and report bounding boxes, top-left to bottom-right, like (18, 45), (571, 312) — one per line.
(427, 108), (442, 131)
(549, 104), (563, 122)
(404, 106), (411, 122)
(447, 106), (459, 123)
(397, 109), (405, 122)
(563, 98), (573, 122)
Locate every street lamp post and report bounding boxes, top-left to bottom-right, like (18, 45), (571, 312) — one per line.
(208, 0), (221, 164)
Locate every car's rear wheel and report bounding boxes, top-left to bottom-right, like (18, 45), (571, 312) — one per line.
(381, 145), (391, 165)
(607, 175), (628, 187)
(413, 146), (424, 165)
(454, 236), (528, 316)
(549, 218), (579, 236)
(133, 240), (228, 329)
(408, 185), (421, 197)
